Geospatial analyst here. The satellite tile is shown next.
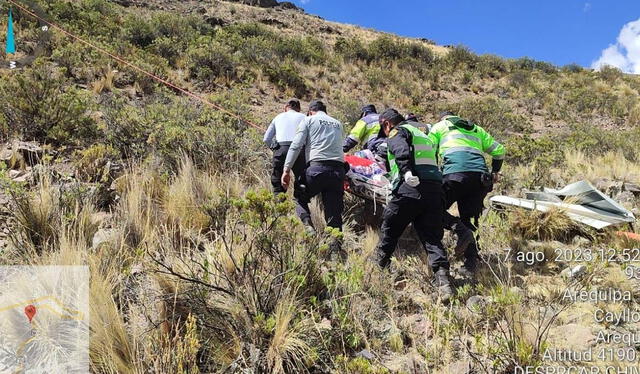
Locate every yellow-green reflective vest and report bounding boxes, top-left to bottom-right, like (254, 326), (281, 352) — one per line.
(388, 123), (441, 189)
(348, 113), (380, 146)
(429, 116), (506, 175)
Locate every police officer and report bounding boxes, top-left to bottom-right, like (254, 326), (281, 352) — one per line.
(282, 100), (346, 232)
(263, 99), (312, 228)
(343, 104), (384, 153)
(430, 111), (506, 276)
(375, 109), (454, 298)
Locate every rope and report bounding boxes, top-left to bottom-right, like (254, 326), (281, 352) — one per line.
(5, 0), (265, 131)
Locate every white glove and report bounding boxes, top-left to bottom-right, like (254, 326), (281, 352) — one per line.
(404, 171), (420, 187)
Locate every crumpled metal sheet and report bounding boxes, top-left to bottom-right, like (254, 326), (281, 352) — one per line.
(490, 180), (636, 229)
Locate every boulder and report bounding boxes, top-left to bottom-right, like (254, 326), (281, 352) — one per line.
(14, 141), (44, 166)
(383, 350), (428, 373)
(355, 349), (374, 361)
(399, 314), (433, 341)
(561, 264), (587, 280)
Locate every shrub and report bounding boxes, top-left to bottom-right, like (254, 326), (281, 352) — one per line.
(334, 37), (370, 61)
(186, 39), (237, 87)
(0, 63), (97, 145)
(444, 96), (532, 137)
(598, 65), (623, 84)
(477, 54), (509, 78)
(122, 15), (155, 48)
(263, 62), (309, 99)
(73, 144), (120, 183)
(446, 45), (477, 68)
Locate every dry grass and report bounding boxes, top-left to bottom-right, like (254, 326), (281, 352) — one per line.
(509, 207), (581, 242)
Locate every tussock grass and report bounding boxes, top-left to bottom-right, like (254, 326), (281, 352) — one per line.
(509, 207), (581, 243)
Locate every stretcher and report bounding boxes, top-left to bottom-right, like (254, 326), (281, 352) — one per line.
(344, 154), (391, 206)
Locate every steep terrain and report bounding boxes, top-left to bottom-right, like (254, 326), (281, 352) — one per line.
(1, 0), (640, 373)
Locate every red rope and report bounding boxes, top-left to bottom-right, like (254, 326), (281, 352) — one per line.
(6, 0), (265, 131)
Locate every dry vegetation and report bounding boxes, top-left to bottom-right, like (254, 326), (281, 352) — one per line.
(1, 0), (640, 373)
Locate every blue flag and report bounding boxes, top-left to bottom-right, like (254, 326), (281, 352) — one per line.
(6, 8), (15, 55)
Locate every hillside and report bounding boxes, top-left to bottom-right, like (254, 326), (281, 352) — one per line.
(1, 0), (640, 373)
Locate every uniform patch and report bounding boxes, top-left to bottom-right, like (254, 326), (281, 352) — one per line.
(389, 129), (398, 138)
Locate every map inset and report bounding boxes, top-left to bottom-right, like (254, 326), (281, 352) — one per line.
(0, 266), (89, 373)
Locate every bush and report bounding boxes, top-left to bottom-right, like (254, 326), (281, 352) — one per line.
(446, 45), (477, 68)
(444, 96), (531, 137)
(334, 37), (369, 61)
(263, 62), (309, 99)
(598, 65), (623, 84)
(0, 63), (97, 145)
(186, 39), (237, 87)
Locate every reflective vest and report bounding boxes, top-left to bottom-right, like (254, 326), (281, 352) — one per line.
(348, 113), (380, 147)
(388, 123), (441, 189)
(429, 116), (506, 175)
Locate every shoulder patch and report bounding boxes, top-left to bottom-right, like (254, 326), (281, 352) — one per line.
(389, 129), (398, 138)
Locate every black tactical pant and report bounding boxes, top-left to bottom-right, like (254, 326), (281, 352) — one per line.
(377, 180), (450, 271)
(306, 161), (345, 231)
(271, 144), (312, 226)
(442, 172), (489, 260)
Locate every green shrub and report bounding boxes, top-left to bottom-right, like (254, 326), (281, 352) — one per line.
(187, 38), (237, 87)
(0, 63), (97, 145)
(73, 144), (120, 183)
(263, 62), (308, 98)
(477, 54), (509, 78)
(598, 65), (623, 84)
(334, 37), (369, 61)
(123, 15), (155, 47)
(443, 96), (531, 137)
(446, 45), (477, 68)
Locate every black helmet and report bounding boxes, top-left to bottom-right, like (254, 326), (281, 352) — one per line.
(361, 104), (377, 117)
(406, 113), (419, 122)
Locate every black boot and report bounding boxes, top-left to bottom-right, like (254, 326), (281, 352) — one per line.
(452, 220), (475, 258)
(459, 255), (479, 278)
(434, 268), (454, 300)
(376, 249), (392, 268)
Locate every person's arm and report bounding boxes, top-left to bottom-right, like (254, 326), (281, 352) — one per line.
(387, 127), (413, 175)
(284, 118), (309, 171)
(480, 128), (506, 173)
(343, 119), (366, 152)
(263, 120), (276, 146)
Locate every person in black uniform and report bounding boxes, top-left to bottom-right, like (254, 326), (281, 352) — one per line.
(374, 109), (454, 299)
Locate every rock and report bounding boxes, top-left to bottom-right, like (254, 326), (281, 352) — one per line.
(14, 141), (44, 166)
(444, 359), (473, 374)
(547, 323), (595, 351)
(466, 295), (491, 313)
(384, 350), (427, 373)
(12, 172), (33, 184)
(394, 279), (408, 291)
(316, 318), (332, 331)
(572, 236), (592, 248)
(226, 0), (279, 8)
(509, 286), (524, 298)
(8, 170), (22, 179)
(624, 182), (640, 194)
(92, 229), (114, 249)
(0, 148), (12, 162)
(614, 191), (636, 206)
(561, 264), (587, 280)
(355, 349), (374, 361)
(399, 314), (433, 341)
(205, 16), (228, 27)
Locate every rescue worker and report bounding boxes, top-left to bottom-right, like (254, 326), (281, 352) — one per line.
(429, 111), (506, 276)
(263, 99), (312, 228)
(282, 100), (346, 232)
(343, 104), (383, 153)
(374, 109), (454, 298)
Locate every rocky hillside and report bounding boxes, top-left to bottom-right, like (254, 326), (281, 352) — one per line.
(1, 0), (640, 373)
